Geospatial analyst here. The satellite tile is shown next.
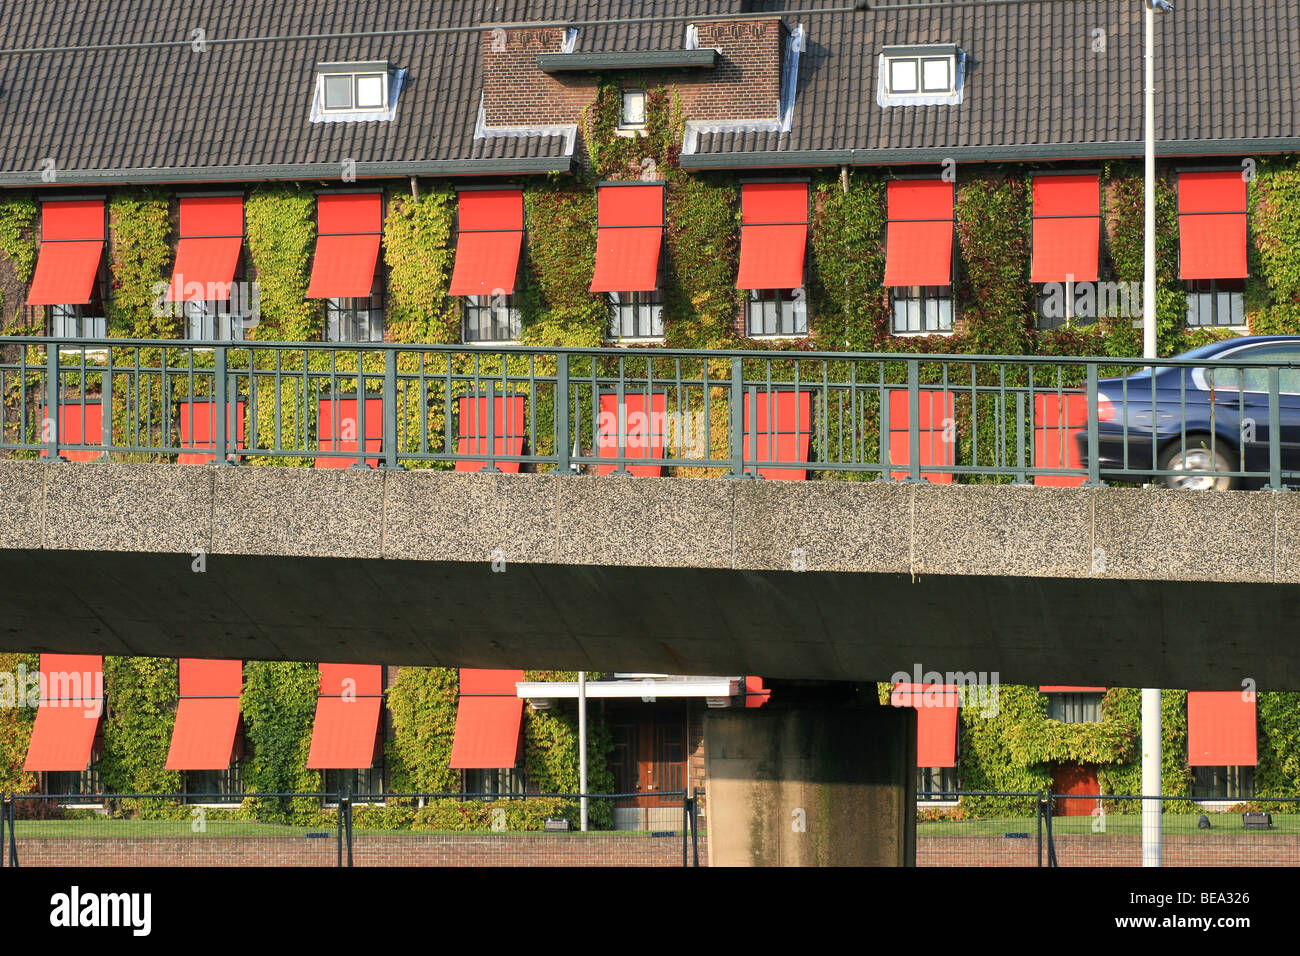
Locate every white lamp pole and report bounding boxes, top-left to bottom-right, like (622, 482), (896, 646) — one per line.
(1141, 0), (1168, 868)
(578, 670), (589, 832)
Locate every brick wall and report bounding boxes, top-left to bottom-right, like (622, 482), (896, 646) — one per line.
(481, 20), (785, 129)
(13, 832), (706, 867)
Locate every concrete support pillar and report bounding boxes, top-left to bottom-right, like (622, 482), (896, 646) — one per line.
(703, 701), (916, 866)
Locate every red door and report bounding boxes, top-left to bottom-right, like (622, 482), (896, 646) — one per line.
(1053, 763), (1100, 816)
(610, 709), (687, 808)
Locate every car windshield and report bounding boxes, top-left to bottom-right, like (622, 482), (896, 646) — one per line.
(1199, 344), (1300, 393)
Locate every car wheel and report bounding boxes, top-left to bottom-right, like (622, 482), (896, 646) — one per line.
(1157, 434), (1237, 491)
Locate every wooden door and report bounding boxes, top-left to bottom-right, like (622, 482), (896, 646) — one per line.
(1052, 763), (1100, 816)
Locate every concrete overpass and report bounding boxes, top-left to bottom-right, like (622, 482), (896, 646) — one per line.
(1, 458), (1297, 690)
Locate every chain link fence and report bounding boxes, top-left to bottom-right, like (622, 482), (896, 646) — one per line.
(0, 790), (705, 868)
(916, 792), (1300, 866)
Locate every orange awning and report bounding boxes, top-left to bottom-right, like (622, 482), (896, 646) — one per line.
(884, 180), (954, 287)
(736, 182), (808, 290)
(449, 189), (525, 296)
(742, 389), (812, 481)
(167, 196), (243, 301)
(590, 184), (663, 293)
(596, 391), (666, 476)
(449, 669), (525, 769)
(892, 682), (959, 768)
(166, 658), (243, 771)
(1179, 171), (1248, 280)
(306, 663), (384, 769)
(28, 200), (106, 306)
(1187, 691), (1257, 766)
(24, 654), (103, 771)
(455, 394), (526, 473)
(1030, 174), (1100, 283)
(307, 193), (383, 298)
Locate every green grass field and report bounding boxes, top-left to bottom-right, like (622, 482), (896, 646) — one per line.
(916, 813), (1300, 837)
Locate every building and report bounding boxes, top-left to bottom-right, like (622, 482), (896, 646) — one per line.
(1, 1), (1299, 818)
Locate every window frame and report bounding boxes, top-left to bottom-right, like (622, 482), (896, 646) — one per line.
(462, 293), (522, 344)
(746, 288), (809, 339)
(890, 284), (954, 336)
(1184, 277), (1246, 330)
(916, 765), (959, 803)
(463, 767), (528, 801)
(619, 88), (648, 131)
(320, 70), (389, 114)
(1191, 764), (1255, 801)
(1045, 691), (1105, 724)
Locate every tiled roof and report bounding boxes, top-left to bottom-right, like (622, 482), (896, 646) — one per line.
(0, 1), (1294, 185)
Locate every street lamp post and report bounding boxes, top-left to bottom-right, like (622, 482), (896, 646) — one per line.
(1142, 0), (1172, 869)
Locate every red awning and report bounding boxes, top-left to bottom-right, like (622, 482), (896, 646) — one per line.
(28, 199), (106, 306)
(1187, 691), (1257, 766)
(177, 400), (246, 465)
(745, 676), (770, 709)
(1031, 174), (1100, 283)
(884, 180), (953, 287)
(736, 182), (808, 290)
(597, 391), (666, 476)
(315, 397), (384, 469)
(167, 196), (243, 301)
(39, 402), (103, 462)
(24, 654), (104, 771)
(166, 659), (243, 771)
(1179, 171), (1248, 280)
(455, 395), (526, 473)
(891, 683), (959, 768)
(590, 185), (664, 293)
(888, 388), (955, 483)
(742, 389), (812, 480)
(450, 669), (525, 770)
(307, 193), (383, 298)
(1032, 392), (1087, 487)
(449, 189), (525, 296)
(306, 664), (384, 769)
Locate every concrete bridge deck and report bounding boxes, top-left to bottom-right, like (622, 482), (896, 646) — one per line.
(0, 459), (1296, 689)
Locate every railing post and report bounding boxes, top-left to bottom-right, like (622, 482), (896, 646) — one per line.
(907, 360), (922, 483)
(1014, 391), (1028, 484)
(691, 788), (701, 867)
(336, 791), (344, 867)
(383, 349), (399, 470)
(214, 346), (228, 465)
(344, 793), (354, 868)
(1265, 365), (1283, 490)
(101, 349), (113, 450)
(351, 360), (369, 469)
(1085, 362), (1104, 486)
(555, 353), (571, 474)
(878, 378), (893, 481)
(726, 356), (747, 478)
(4, 793), (15, 868)
(45, 343), (63, 461)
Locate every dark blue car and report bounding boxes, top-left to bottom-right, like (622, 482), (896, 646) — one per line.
(1076, 335), (1300, 489)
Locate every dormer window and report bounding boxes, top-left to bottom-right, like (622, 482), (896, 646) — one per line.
(312, 62), (407, 123)
(878, 45), (963, 107)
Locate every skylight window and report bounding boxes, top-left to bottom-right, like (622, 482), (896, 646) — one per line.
(878, 45), (964, 107)
(312, 61), (407, 123)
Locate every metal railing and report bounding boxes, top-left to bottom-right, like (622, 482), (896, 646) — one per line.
(0, 789), (704, 868)
(916, 792), (1300, 867)
(3, 337), (1298, 487)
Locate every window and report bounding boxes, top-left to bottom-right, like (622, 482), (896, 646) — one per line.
(747, 288), (807, 337)
(325, 294), (385, 342)
(312, 62), (405, 123)
(324, 767), (384, 800)
(1186, 278), (1245, 328)
(184, 299), (246, 342)
(1036, 281), (1101, 331)
(608, 290), (664, 340)
(1046, 692), (1104, 724)
(891, 285), (953, 335)
(917, 765), (958, 800)
(46, 767), (103, 805)
(322, 71), (387, 112)
(464, 767), (527, 800)
(620, 89), (647, 130)
(1192, 765), (1255, 801)
(879, 46), (963, 106)
(183, 763), (243, 805)
(463, 294), (521, 343)
(50, 303), (107, 339)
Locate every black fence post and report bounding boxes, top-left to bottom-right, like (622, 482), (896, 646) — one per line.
(682, 793), (690, 867)
(691, 787), (702, 867)
(1, 792), (7, 868)
(4, 793), (15, 868)
(1044, 793), (1058, 867)
(336, 792), (344, 868)
(1036, 791), (1044, 867)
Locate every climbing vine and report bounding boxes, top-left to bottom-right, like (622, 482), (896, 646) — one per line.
(385, 666), (460, 793)
(0, 652), (38, 794)
(107, 191), (173, 339)
(98, 656), (183, 817)
(245, 185), (316, 343)
(239, 660), (321, 822)
(383, 186), (459, 343)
